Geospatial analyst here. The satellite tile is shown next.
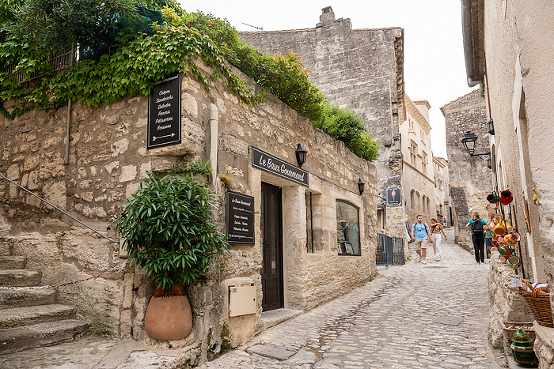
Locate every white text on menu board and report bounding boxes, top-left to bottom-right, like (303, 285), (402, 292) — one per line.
(155, 89), (173, 128)
(231, 197), (252, 233)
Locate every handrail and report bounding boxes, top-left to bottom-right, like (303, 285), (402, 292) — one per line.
(0, 173), (119, 243)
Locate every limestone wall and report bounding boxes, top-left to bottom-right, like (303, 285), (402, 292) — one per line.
(488, 253), (533, 349)
(239, 7), (405, 239)
(441, 89), (493, 246)
(0, 57), (377, 357)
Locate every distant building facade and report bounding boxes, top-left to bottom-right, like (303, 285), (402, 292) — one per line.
(433, 156), (451, 226)
(241, 7), (438, 251)
(400, 97), (436, 226)
(441, 90), (492, 246)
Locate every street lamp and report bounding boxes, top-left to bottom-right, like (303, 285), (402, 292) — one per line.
(358, 179), (365, 195)
(295, 143), (307, 167)
(461, 131), (490, 157)
(487, 119), (495, 135)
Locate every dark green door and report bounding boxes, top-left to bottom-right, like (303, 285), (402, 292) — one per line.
(260, 182), (283, 311)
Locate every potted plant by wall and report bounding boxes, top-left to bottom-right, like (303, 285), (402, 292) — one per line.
(116, 160), (229, 340)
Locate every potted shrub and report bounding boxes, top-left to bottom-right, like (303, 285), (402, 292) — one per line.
(116, 160), (229, 340)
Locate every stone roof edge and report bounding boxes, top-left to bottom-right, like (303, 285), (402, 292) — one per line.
(439, 88), (481, 114)
(405, 94), (432, 133)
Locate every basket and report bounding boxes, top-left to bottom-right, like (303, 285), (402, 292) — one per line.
(519, 278), (554, 328)
(502, 321), (535, 343)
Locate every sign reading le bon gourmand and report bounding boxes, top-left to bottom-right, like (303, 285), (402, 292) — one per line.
(251, 147), (309, 187)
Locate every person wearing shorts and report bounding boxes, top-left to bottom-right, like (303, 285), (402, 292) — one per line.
(411, 214), (433, 264)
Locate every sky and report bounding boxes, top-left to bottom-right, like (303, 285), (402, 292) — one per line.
(178, 0), (478, 158)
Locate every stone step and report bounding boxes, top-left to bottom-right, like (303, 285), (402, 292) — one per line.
(0, 319), (90, 355)
(0, 269), (41, 287)
(0, 241), (12, 256)
(0, 288), (56, 309)
(0, 256), (26, 269)
(0, 304), (76, 329)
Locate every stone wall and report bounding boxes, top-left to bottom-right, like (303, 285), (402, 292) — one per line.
(487, 252), (533, 349)
(239, 7), (405, 239)
(0, 58), (377, 359)
(441, 89), (493, 246)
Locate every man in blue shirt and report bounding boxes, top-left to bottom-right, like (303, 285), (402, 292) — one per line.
(411, 214), (433, 264)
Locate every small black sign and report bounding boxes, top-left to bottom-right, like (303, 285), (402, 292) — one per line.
(226, 191), (255, 245)
(251, 147), (309, 187)
(147, 74), (182, 149)
(386, 186), (402, 206)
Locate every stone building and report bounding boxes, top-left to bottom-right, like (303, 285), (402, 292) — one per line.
(240, 6), (408, 243)
(461, 0), (554, 360)
(441, 90), (493, 246)
(400, 97), (436, 228)
(433, 156), (451, 226)
(0, 59), (377, 360)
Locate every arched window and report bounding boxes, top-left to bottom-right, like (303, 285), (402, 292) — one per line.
(410, 190), (415, 209)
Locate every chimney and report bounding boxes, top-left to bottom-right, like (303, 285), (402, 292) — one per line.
(318, 6), (335, 26)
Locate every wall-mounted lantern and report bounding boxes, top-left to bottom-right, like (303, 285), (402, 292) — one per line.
(487, 119), (495, 135)
(487, 155), (492, 169)
(295, 143), (307, 167)
(461, 131), (491, 157)
(358, 179), (365, 195)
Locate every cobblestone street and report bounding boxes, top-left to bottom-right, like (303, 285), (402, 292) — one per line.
(0, 230), (506, 369)
(200, 229), (504, 369)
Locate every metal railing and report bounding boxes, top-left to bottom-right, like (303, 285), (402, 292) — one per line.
(0, 173), (118, 243)
(376, 233), (405, 266)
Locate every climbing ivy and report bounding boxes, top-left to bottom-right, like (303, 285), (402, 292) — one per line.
(0, 3), (379, 162)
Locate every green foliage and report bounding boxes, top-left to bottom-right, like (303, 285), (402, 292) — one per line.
(138, 0), (183, 15)
(115, 161), (230, 292)
(316, 102), (380, 162)
(180, 11), (325, 122)
(7, 0), (140, 58)
(0, 5), (378, 162)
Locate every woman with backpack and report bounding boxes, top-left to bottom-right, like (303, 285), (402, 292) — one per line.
(466, 212), (488, 264)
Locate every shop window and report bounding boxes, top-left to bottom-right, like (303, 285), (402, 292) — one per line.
(336, 200), (360, 256)
(306, 192), (323, 253)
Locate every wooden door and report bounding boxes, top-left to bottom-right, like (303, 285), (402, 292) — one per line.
(260, 182), (283, 311)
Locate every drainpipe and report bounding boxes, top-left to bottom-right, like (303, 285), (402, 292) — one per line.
(64, 44), (75, 165)
(209, 103), (219, 184)
(461, 0), (482, 87)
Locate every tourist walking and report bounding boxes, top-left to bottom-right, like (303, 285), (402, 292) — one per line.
(466, 212), (487, 264)
(411, 215), (433, 264)
(430, 218), (446, 261)
(485, 212), (496, 258)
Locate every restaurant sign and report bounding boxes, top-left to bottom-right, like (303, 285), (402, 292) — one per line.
(226, 191), (255, 245)
(147, 74), (182, 149)
(251, 147), (309, 187)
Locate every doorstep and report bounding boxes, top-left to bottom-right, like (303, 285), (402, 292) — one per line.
(261, 308), (303, 330)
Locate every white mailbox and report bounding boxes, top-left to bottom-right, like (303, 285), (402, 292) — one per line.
(229, 284), (257, 317)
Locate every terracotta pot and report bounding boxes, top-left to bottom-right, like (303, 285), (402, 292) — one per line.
(500, 190), (513, 205)
(145, 286), (193, 341)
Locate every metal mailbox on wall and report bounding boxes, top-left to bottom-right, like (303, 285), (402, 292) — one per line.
(229, 284), (257, 317)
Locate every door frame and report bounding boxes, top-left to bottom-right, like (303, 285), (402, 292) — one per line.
(260, 182), (284, 311)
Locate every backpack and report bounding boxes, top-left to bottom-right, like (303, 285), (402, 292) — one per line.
(472, 219), (484, 232)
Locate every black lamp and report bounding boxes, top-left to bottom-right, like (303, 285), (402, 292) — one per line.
(358, 179), (365, 195)
(461, 131), (490, 157)
(487, 119), (495, 135)
(487, 155), (492, 169)
(295, 143), (307, 167)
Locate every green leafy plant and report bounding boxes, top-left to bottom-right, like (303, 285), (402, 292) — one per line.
(115, 161), (229, 292)
(316, 102), (380, 162)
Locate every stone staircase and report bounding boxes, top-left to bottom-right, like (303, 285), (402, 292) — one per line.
(0, 238), (90, 354)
